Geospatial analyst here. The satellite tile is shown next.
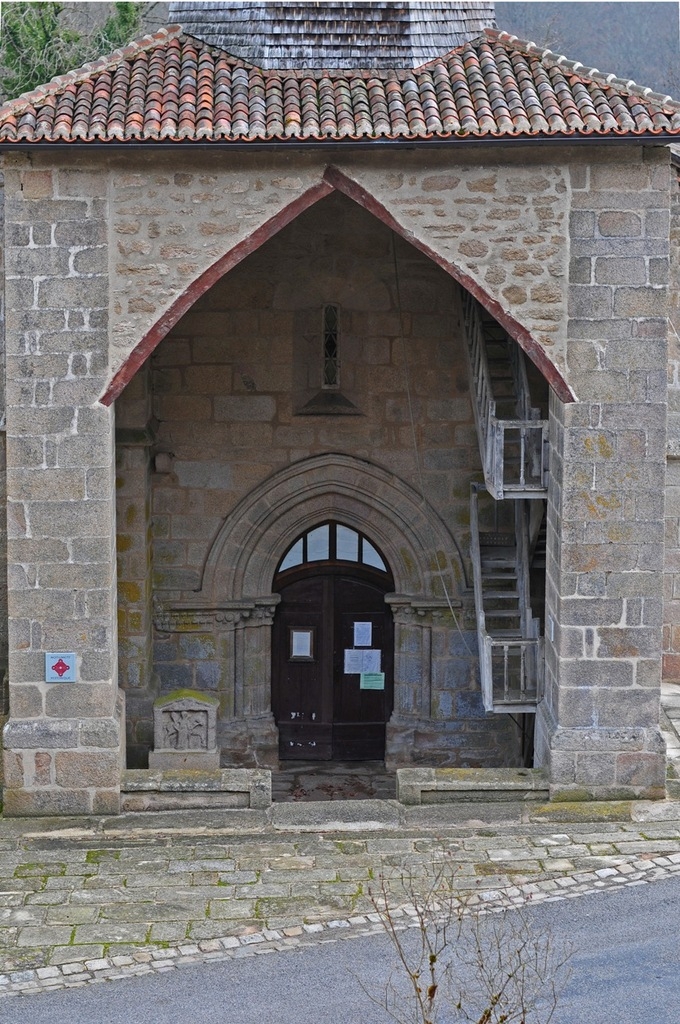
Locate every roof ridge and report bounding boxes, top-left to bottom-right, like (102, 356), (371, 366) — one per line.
(0, 23), (184, 120)
(485, 27), (680, 110)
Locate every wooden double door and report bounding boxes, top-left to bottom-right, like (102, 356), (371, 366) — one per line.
(272, 572), (394, 760)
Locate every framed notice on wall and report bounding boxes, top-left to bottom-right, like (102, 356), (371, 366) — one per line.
(289, 628), (314, 661)
(344, 649), (381, 674)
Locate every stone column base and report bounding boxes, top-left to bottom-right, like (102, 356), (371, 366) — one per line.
(546, 724), (667, 801)
(2, 712), (122, 816)
(385, 717), (417, 768)
(217, 713), (279, 768)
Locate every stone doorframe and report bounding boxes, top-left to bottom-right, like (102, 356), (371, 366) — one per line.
(156, 453), (469, 766)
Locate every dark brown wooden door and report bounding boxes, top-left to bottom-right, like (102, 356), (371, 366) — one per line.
(272, 573), (393, 761)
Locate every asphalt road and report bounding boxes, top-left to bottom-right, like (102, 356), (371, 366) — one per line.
(4, 875), (680, 1024)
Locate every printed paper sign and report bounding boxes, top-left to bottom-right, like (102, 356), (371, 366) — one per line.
(344, 649), (381, 674)
(360, 672), (385, 690)
(344, 649), (364, 674)
(353, 621), (372, 647)
(361, 649), (381, 673)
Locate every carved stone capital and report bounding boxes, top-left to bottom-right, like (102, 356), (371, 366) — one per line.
(154, 595), (280, 633)
(385, 594), (462, 627)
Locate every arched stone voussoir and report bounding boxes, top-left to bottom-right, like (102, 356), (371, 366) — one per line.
(199, 453), (468, 601)
(102, 175), (335, 406)
(102, 156), (574, 408)
(322, 164), (576, 404)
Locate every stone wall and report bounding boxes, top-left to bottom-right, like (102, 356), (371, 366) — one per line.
(537, 147), (669, 799)
(664, 162), (680, 684)
(1, 156), (121, 814)
(106, 150), (571, 393)
(0, 142), (671, 809)
(0, 171), (7, 713)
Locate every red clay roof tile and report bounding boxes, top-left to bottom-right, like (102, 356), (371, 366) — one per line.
(1, 25), (679, 144)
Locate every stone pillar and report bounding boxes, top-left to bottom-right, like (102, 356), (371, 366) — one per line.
(115, 363), (155, 767)
(663, 158), (680, 683)
(2, 156), (122, 815)
(217, 597), (279, 768)
(385, 599), (430, 764)
(536, 148), (669, 800)
(0, 171), (8, 716)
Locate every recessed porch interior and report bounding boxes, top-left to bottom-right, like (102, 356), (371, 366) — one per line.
(114, 189), (549, 779)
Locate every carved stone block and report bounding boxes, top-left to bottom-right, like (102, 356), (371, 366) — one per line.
(149, 690), (220, 770)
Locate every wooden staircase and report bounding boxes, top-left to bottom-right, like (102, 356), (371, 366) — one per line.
(463, 292), (548, 501)
(470, 487), (544, 712)
(462, 291), (549, 715)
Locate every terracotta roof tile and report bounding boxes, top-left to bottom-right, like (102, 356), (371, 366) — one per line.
(1, 25), (679, 144)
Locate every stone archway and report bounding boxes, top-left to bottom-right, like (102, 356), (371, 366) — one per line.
(156, 454), (470, 767)
(200, 452), (466, 600)
(102, 165), (575, 407)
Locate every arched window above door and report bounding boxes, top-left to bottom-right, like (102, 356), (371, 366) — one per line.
(277, 521), (389, 575)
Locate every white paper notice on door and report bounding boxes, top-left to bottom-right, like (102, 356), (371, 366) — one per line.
(353, 621), (372, 647)
(361, 649), (381, 673)
(344, 649), (364, 674)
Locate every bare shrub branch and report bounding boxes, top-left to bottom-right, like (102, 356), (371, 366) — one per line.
(360, 849), (572, 1024)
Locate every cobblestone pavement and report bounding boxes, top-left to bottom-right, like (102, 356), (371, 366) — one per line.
(1, 804), (680, 998)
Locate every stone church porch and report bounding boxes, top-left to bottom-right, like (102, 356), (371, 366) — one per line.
(115, 190), (528, 775)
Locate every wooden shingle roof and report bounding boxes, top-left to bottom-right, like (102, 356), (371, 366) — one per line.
(1, 25), (679, 144)
(167, 1), (497, 69)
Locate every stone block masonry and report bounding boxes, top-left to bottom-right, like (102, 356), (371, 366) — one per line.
(663, 161), (680, 685)
(2, 155), (121, 814)
(115, 191), (520, 769)
(0, 141), (672, 809)
(536, 147), (669, 800)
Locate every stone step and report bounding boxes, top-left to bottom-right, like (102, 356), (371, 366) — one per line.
(397, 767), (549, 805)
(121, 767), (272, 811)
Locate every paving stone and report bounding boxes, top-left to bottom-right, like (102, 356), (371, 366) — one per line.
(1, 809), (680, 996)
(148, 922), (189, 942)
(45, 906), (98, 925)
(17, 925), (72, 946)
(61, 962), (86, 976)
(36, 966), (60, 979)
(74, 923), (149, 944)
(50, 944), (104, 964)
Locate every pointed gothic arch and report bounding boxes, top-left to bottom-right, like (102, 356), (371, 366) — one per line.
(198, 452), (468, 602)
(100, 166), (574, 406)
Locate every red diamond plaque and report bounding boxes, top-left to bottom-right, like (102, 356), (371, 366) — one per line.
(45, 652), (76, 682)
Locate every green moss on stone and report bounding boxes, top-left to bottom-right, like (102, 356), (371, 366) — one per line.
(529, 800), (633, 823)
(155, 689), (219, 707)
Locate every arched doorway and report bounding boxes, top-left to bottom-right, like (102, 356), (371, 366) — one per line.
(272, 522), (394, 761)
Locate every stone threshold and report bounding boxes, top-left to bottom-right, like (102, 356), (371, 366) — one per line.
(118, 767), (680, 828)
(396, 766), (550, 805)
(121, 765), (549, 812)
